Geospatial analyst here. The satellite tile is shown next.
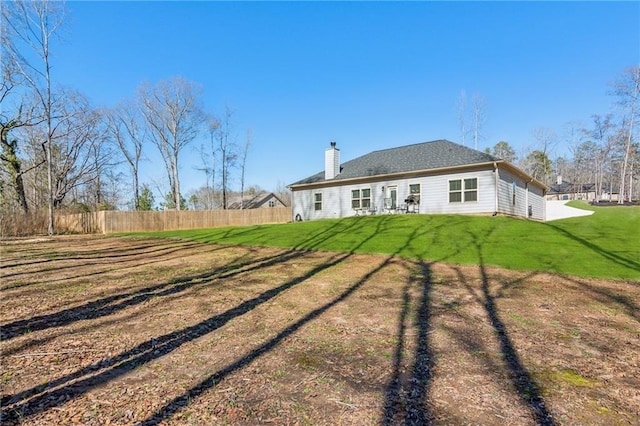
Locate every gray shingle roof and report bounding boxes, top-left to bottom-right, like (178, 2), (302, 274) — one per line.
(547, 182), (602, 194)
(291, 139), (500, 186)
(227, 192), (284, 209)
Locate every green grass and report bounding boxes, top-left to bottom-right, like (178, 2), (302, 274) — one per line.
(125, 202), (640, 280)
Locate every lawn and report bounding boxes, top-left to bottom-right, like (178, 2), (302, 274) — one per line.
(133, 202), (640, 281)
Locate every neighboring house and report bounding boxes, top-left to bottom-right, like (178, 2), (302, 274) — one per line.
(546, 177), (618, 202)
(227, 192), (287, 209)
(288, 140), (548, 221)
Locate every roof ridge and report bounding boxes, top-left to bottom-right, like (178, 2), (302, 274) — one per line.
(366, 139), (453, 155)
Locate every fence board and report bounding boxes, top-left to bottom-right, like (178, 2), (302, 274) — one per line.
(2, 208), (292, 236)
(53, 208), (292, 234)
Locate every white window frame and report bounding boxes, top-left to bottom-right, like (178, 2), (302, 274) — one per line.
(449, 177), (478, 203)
(314, 192), (322, 211)
(351, 188), (371, 209)
(409, 183), (421, 195)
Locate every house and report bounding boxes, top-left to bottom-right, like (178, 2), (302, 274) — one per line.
(546, 176), (618, 202)
(227, 192), (286, 209)
(288, 140), (548, 221)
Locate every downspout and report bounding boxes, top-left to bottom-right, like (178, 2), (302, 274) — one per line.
(526, 178), (535, 219)
(525, 181), (529, 218)
(493, 162), (499, 215)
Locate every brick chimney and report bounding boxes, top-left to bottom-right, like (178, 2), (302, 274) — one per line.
(325, 141), (340, 180)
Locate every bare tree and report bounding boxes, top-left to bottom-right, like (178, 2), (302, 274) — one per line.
(3, 0), (66, 234)
(457, 90), (487, 149)
(85, 121), (121, 210)
(49, 90), (107, 207)
(582, 115), (614, 201)
(457, 90), (467, 146)
(105, 100), (145, 209)
(0, 57), (46, 214)
(530, 127), (557, 185)
(193, 116), (220, 209)
(611, 66), (640, 203)
(239, 128), (252, 209)
(215, 105), (238, 210)
(138, 76), (205, 211)
(471, 93), (487, 150)
(274, 180), (292, 207)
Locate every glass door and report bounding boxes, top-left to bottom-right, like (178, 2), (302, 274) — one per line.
(387, 186), (397, 209)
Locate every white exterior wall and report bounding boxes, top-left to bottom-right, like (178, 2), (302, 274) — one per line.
(292, 169), (500, 220)
(419, 169), (495, 215)
(496, 167), (546, 220)
(526, 183), (546, 221)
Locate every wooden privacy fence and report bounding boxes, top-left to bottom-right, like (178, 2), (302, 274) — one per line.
(55, 207), (293, 234)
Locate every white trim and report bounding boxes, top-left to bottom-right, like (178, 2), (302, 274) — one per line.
(448, 177), (478, 203)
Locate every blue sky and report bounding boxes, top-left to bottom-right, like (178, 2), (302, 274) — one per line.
(51, 1), (639, 196)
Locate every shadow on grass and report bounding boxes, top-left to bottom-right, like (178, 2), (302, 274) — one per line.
(139, 254), (399, 425)
(565, 275), (639, 322)
(543, 222), (640, 275)
(0, 217), (385, 422)
(1, 242), (231, 294)
(1, 246), (291, 340)
(382, 260), (434, 425)
(471, 229), (556, 425)
(0, 240), (205, 281)
(1, 219), (364, 341)
(0, 251), (353, 421)
(139, 216), (398, 424)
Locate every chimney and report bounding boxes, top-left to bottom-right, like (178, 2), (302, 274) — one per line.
(325, 141), (340, 180)
(557, 175), (563, 185)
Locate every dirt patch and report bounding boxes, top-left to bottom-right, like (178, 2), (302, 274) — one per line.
(1, 235), (638, 425)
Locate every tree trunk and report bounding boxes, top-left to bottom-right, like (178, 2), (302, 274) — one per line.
(1, 124), (29, 213)
(133, 170), (140, 210)
(172, 152), (180, 210)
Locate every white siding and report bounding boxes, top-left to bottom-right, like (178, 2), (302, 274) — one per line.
(292, 165), (546, 221)
(527, 184), (546, 221)
(496, 167), (546, 220)
(292, 169), (499, 220)
(420, 169), (495, 215)
(496, 169), (527, 217)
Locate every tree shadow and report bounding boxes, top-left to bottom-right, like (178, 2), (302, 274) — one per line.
(470, 229), (556, 425)
(1, 218), (379, 421)
(382, 260), (434, 425)
(1, 242), (230, 292)
(0, 239), (205, 279)
(137, 254), (398, 425)
(1, 247), (296, 340)
(563, 275), (639, 322)
(543, 222), (640, 274)
(0, 251), (352, 421)
(1, 220), (364, 341)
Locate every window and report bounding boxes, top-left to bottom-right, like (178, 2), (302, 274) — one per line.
(409, 184), (420, 195)
(362, 188), (371, 208)
(351, 188), (371, 209)
(351, 189), (361, 209)
(314, 193), (322, 211)
(268, 199), (276, 207)
(464, 178), (478, 202)
(449, 178), (478, 203)
(449, 180), (462, 202)
(512, 182), (517, 205)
